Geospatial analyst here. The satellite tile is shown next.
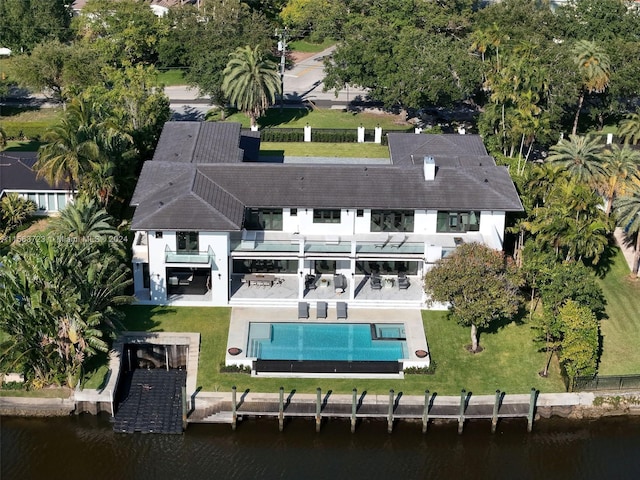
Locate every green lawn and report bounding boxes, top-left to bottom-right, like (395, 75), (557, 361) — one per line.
(219, 107), (412, 130)
(289, 39), (335, 53)
(597, 249), (640, 374)
(116, 306), (564, 396)
(157, 68), (187, 86)
(260, 142), (389, 158)
(0, 107), (62, 140)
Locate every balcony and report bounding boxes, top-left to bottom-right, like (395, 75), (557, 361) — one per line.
(165, 245), (215, 264)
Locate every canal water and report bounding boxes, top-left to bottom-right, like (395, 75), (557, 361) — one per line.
(3, 414), (640, 479)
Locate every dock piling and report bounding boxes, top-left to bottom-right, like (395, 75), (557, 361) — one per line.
(491, 389), (501, 433)
(458, 389), (466, 434)
(231, 386), (237, 431)
(422, 390), (430, 434)
(351, 388), (357, 433)
(387, 389), (394, 434)
(315, 387), (322, 433)
(527, 388), (537, 432)
(278, 386), (284, 432)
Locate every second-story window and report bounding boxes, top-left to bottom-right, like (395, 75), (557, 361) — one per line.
(370, 210), (414, 232)
(436, 211), (481, 232)
(313, 209), (341, 223)
(177, 231), (199, 252)
(244, 208), (283, 230)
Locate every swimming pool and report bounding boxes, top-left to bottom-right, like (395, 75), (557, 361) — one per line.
(247, 323), (407, 362)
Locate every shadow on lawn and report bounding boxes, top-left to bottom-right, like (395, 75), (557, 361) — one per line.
(258, 107), (311, 128)
(120, 305), (177, 331)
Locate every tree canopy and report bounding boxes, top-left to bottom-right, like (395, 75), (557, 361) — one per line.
(423, 242), (521, 353)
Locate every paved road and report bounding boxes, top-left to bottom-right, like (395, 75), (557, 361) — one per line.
(2, 46), (372, 120)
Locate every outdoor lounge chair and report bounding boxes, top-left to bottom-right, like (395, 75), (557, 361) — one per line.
(334, 274), (347, 293)
(370, 273), (382, 290)
(337, 302), (348, 319)
(398, 273), (410, 290)
(298, 302), (309, 319)
(305, 274), (317, 290)
(317, 301), (328, 319)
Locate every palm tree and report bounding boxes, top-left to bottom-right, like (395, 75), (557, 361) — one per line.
(50, 197), (119, 239)
(35, 99), (102, 192)
(601, 144), (640, 216)
(572, 40), (611, 135)
(617, 111), (640, 145)
(614, 189), (640, 276)
(1, 193), (36, 232)
(547, 134), (606, 186)
(222, 45), (281, 129)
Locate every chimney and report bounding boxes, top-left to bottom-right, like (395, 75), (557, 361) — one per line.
(423, 156), (435, 181)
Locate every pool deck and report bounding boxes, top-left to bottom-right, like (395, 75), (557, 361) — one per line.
(226, 307), (429, 378)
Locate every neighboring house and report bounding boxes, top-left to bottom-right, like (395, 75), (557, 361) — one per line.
(0, 151), (73, 215)
(130, 122), (523, 308)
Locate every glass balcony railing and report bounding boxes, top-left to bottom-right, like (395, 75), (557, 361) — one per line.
(165, 246), (215, 264)
(230, 240), (300, 253)
(356, 242), (424, 255)
(304, 241), (352, 254)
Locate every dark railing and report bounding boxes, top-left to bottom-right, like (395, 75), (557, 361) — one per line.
(572, 374), (640, 392)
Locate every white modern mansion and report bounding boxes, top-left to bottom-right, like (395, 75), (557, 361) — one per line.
(130, 122), (523, 309)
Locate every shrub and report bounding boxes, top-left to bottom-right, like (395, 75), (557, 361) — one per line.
(404, 360), (437, 375)
(219, 363), (251, 374)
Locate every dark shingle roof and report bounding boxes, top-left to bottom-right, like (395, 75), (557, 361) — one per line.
(0, 152), (68, 192)
(131, 124), (523, 231)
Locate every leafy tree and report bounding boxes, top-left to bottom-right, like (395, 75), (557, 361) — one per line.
(559, 300), (599, 390)
(0, 0), (72, 53)
(165, 0), (273, 107)
(522, 244), (605, 376)
(547, 135), (605, 186)
(222, 45), (281, 128)
(9, 40), (102, 105)
(423, 242), (521, 353)
(0, 124), (6, 149)
(0, 193), (36, 232)
(571, 40), (610, 135)
(613, 188), (640, 276)
(73, 0), (167, 66)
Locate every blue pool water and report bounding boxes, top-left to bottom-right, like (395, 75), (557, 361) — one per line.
(247, 323), (407, 361)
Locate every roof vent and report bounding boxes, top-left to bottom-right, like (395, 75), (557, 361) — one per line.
(423, 156), (436, 181)
(484, 178), (488, 183)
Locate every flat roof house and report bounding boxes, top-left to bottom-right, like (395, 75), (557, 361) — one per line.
(130, 122), (523, 308)
(0, 151), (73, 215)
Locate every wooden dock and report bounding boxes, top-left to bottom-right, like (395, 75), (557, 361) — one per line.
(192, 387), (538, 434)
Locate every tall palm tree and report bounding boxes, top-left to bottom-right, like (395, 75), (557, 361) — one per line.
(601, 144), (640, 216)
(547, 134), (606, 186)
(572, 40), (611, 135)
(35, 99), (102, 192)
(50, 197), (119, 239)
(617, 111), (640, 145)
(221, 45), (281, 129)
(614, 189), (640, 276)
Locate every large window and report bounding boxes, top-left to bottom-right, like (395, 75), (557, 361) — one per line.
(244, 208), (283, 230)
(176, 231), (199, 252)
(356, 260), (419, 275)
(233, 259), (297, 274)
(370, 210), (414, 232)
(313, 209), (341, 223)
(436, 211), (481, 233)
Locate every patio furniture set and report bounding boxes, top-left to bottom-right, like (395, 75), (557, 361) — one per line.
(305, 274), (347, 293)
(370, 272), (410, 290)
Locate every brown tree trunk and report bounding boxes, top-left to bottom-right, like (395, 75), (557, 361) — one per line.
(634, 233), (640, 276)
(471, 323), (479, 352)
(572, 91), (584, 135)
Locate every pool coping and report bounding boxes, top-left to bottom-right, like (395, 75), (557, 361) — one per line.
(226, 306), (429, 378)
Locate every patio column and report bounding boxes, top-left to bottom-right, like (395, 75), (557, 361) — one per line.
(357, 125), (365, 143)
(349, 241), (357, 301)
(304, 124), (311, 142)
(374, 125), (382, 144)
